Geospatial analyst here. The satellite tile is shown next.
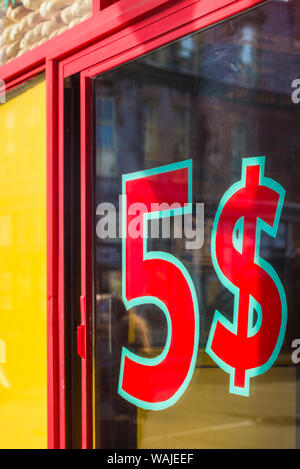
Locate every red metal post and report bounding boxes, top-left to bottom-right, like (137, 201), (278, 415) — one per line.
(46, 58), (60, 449)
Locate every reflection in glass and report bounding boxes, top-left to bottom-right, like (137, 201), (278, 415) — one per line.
(93, 0), (300, 448)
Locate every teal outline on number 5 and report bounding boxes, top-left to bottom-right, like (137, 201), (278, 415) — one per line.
(118, 159), (200, 410)
(205, 156), (287, 397)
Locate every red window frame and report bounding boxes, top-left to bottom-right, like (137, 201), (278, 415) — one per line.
(0, 0), (267, 449)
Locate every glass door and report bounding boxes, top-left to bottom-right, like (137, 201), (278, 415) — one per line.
(83, 0), (300, 448)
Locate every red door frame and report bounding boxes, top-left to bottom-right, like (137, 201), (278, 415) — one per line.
(0, 0), (267, 449)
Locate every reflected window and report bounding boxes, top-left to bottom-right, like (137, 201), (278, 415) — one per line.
(96, 96), (116, 177)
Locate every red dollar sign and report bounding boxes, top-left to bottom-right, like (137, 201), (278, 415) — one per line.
(206, 157), (287, 397)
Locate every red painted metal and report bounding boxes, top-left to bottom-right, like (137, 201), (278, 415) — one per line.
(63, 0), (265, 78)
(99, 0), (118, 10)
(93, 0), (101, 14)
(4, 64), (45, 93)
(0, 49), (46, 89)
(77, 323), (86, 359)
(0, 0), (266, 87)
(57, 62), (66, 448)
(0, 0), (175, 86)
(46, 58), (60, 449)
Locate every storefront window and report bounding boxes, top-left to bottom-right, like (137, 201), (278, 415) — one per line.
(92, 0), (300, 448)
(0, 0), (92, 65)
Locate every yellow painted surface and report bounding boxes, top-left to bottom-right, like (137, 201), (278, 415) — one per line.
(0, 78), (47, 448)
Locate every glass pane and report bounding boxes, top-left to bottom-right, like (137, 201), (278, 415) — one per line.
(0, 0), (92, 65)
(0, 74), (47, 447)
(92, 0), (300, 449)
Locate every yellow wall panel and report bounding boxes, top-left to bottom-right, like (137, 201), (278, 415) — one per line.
(0, 77), (47, 448)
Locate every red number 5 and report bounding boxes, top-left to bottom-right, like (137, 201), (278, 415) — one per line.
(118, 160), (199, 410)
